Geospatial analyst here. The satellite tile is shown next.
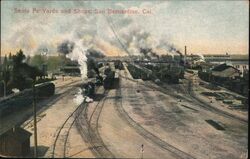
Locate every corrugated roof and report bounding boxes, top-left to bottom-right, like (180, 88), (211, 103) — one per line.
(212, 63), (238, 72)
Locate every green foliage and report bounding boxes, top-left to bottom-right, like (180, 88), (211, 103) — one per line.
(47, 56), (64, 72)
(3, 56), (7, 68)
(29, 54), (46, 68)
(8, 49), (44, 91)
(30, 55), (68, 72)
(1, 50), (59, 96)
(12, 49), (25, 66)
(8, 53), (12, 60)
(0, 53), (13, 96)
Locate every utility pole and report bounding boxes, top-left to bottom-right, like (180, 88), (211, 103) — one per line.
(32, 80), (38, 157)
(3, 80), (6, 97)
(184, 46), (187, 68)
(0, 50), (1, 65)
(185, 46), (187, 56)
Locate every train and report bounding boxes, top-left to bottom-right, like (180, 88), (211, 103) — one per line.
(103, 69), (115, 89)
(83, 63), (120, 97)
(114, 60), (124, 70)
(143, 64), (184, 84)
(126, 63), (153, 80)
(82, 82), (95, 98)
(102, 66), (120, 90)
(156, 65), (184, 83)
(0, 82), (55, 117)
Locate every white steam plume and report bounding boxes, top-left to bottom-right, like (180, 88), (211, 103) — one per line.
(73, 88), (85, 105)
(66, 39), (91, 80)
(197, 54), (205, 61)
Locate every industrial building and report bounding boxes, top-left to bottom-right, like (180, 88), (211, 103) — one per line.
(211, 63), (241, 79)
(0, 127), (31, 157)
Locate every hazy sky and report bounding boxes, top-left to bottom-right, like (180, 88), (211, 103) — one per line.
(1, 0), (249, 56)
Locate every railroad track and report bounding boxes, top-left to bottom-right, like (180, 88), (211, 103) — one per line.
(120, 73), (247, 124)
(75, 90), (115, 158)
(116, 72), (195, 159)
(183, 79), (248, 124)
(167, 75), (248, 124)
(119, 74), (191, 103)
(22, 80), (82, 129)
(51, 98), (86, 158)
(158, 75), (248, 124)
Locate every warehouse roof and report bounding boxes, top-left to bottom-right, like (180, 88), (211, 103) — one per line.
(212, 63), (238, 72)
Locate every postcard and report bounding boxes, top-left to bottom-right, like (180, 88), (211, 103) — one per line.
(0, 0), (248, 158)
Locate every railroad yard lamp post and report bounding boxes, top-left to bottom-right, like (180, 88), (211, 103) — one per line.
(32, 79), (38, 157)
(41, 48), (48, 79)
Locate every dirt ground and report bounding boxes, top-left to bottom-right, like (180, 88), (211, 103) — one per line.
(22, 77), (94, 158)
(98, 89), (176, 158)
(117, 69), (247, 159)
(185, 72), (247, 121)
(19, 70), (247, 159)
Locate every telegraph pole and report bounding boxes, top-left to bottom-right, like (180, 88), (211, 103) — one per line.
(33, 80), (38, 157)
(3, 80), (6, 97)
(0, 50), (1, 65)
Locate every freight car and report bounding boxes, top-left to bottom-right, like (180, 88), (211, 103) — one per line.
(143, 63), (185, 83)
(157, 66), (184, 83)
(127, 63), (153, 80)
(0, 82), (55, 117)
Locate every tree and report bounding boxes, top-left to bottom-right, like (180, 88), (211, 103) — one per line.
(12, 49), (25, 66)
(46, 56), (64, 72)
(8, 52), (12, 60)
(3, 55), (8, 70)
(26, 55), (31, 64)
(29, 54), (45, 68)
(9, 50), (44, 90)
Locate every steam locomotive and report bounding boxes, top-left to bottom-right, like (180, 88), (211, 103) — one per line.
(82, 82), (95, 98)
(114, 60), (124, 70)
(83, 63), (120, 98)
(96, 66), (118, 90)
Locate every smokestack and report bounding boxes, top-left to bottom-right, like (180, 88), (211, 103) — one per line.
(185, 46), (187, 56)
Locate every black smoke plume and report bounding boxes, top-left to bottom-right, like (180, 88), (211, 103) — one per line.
(86, 49), (105, 58)
(57, 40), (75, 55)
(140, 48), (159, 59)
